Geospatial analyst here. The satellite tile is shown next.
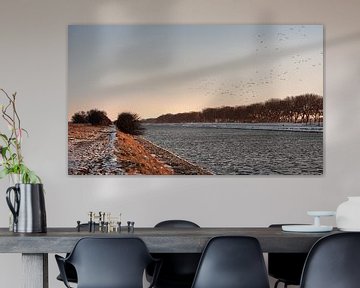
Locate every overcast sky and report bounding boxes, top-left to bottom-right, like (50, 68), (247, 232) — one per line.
(68, 24), (323, 120)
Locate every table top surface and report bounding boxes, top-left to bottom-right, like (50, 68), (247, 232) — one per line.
(0, 227), (340, 253)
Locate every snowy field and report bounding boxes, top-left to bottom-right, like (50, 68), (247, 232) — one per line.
(143, 123), (323, 175)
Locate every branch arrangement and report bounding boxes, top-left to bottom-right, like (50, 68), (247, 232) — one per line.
(0, 88), (41, 183)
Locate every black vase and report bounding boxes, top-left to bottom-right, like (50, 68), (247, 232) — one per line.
(6, 183), (47, 233)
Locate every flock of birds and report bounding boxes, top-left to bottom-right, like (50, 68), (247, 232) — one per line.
(190, 25), (323, 105)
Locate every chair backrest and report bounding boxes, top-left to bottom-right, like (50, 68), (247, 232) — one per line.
(155, 220), (200, 228)
(191, 236), (270, 288)
(151, 220), (201, 286)
(67, 237), (154, 288)
(300, 232), (360, 288)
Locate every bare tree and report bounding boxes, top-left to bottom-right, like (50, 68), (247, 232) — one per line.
(86, 109), (111, 126)
(115, 112), (145, 135)
(71, 111), (87, 123)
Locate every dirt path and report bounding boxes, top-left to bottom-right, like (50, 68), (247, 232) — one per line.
(68, 123), (212, 175)
(68, 124), (124, 175)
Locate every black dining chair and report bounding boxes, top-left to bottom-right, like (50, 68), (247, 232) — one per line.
(300, 232), (360, 288)
(268, 224), (308, 288)
(55, 237), (161, 288)
(191, 236), (270, 288)
(146, 220), (201, 288)
(56, 223), (99, 284)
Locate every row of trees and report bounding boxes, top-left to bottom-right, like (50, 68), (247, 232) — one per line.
(71, 109), (144, 135)
(145, 94), (323, 124)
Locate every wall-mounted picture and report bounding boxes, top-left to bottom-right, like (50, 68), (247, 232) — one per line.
(68, 24), (323, 175)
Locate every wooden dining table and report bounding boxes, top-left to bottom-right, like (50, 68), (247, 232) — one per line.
(0, 226), (339, 288)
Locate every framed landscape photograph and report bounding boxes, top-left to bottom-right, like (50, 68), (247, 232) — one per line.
(68, 24), (323, 175)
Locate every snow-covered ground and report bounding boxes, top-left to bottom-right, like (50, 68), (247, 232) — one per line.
(172, 122), (323, 133)
(143, 123), (323, 175)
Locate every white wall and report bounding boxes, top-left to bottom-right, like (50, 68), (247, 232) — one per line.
(0, 0), (360, 287)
